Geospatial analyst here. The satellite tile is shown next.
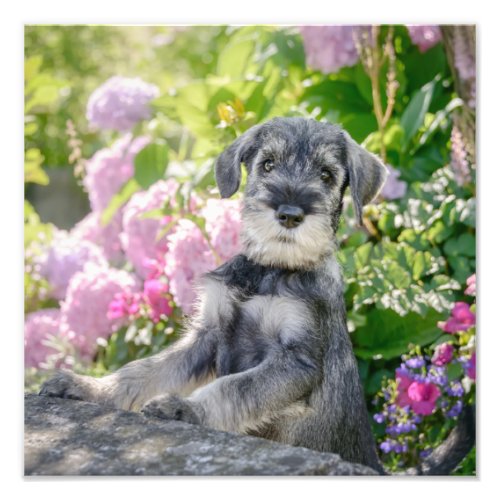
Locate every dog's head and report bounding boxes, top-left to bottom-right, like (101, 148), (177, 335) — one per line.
(215, 117), (388, 269)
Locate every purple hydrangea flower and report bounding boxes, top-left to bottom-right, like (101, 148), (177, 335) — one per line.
(380, 165), (407, 200)
(405, 356), (425, 369)
(300, 26), (360, 73)
(406, 25), (442, 53)
(374, 413), (386, 424)
(86, 76), (160, 131)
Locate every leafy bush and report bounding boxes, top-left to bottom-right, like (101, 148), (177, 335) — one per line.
(24, 25), (476, 474)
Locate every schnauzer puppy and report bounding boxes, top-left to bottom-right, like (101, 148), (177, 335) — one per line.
(40, 117), (474, 474)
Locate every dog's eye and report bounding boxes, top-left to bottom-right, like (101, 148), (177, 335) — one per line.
(320, 169), (333, 183)
(262, 160), (275, 173)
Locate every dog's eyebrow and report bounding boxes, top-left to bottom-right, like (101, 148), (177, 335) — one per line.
(258, 136), (288, 161)
(312, 144), (343, 166)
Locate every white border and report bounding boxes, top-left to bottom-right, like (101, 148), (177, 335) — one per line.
(4, 1), (499, 498)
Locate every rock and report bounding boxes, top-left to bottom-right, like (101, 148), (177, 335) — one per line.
(24, 394), (379, 476)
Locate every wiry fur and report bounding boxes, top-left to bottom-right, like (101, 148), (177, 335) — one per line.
(40, 117), (474, 475)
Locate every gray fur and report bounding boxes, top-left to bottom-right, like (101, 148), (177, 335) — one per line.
(40, 117), (473, 475)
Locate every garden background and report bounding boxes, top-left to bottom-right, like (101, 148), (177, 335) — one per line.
(24, 25), (476, 474)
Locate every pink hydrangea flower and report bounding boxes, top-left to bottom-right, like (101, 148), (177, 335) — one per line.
(83, 134), (149, 212)
(59, 263), (138, 361)
(107, 291), (141, 320)
(164, 219), (216, 314)
(86, 76), (159, 132)
(438, 302), (475, 333)
(24, 309), (61, 369)
(120, 179), (180, 278)
(406, 25), (442, 53)
(450, 125), (471, 186)
(380, 165), (407, 200)
(464, 273), (476, 296)
(201, 198), (242, 261)
(143, 278), (173, 322)
(38, 230), (107, 300)
(432, 343), (454, 366)
(300, 26), (360, 73)
(71, 210), (124, 264)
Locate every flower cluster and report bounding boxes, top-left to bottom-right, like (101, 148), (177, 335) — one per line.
(406, 26), (442, 53)
(37, 230), (107, 300)
(300, 26), (360, 73)
(450, 125), (472, 187)
(380, 165), (407, 200)
(86, 76), (159, 131)
(373, 274), (476, 466)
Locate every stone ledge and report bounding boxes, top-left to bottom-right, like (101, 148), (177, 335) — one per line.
(24, 393), (378, 476)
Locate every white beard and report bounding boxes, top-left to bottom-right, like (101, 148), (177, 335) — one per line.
(240, 205), (335, 269)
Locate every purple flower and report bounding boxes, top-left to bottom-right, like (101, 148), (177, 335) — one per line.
(406, 25), (442, 53)
(373, 413), (386, 424)
(450, 125), (472, 186)
(380, 165), (407, 200)
(446, 400), (463, 418)
(380, 440), (395, 454)
(419, 448), (433, 459)
(405, 356), (425, 369)
(300, 26), (360, 73)
(86, 76), (159, 131)
(446, 380), (465, 398)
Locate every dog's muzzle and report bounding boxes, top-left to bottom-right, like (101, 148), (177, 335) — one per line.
(276, 204), (305, 229)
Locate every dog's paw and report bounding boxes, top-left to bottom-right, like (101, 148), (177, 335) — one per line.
(39, 369), (93, 401)
(141, 395), (203, 425)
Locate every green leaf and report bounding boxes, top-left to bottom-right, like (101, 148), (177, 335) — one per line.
(400, 78), (437, 149)
(446, 362), (464, 381)
(217, 38), (256, 78)
(134, 141), (169, 189)
(352, 308), (442, 360)
(24, 148), (48, 185)
(101, 179), (140, 226)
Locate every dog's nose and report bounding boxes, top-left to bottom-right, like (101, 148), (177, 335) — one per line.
(276, 205), (305, 228)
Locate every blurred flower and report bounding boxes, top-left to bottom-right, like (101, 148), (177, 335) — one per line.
(201, 198), (242, 262)
(164, 219), (216, 314)
(86, 76), (159, 131)
(59, 263), (138, 360)
(406, 25), (442, 53)
(450, 125), (472, 186)
(71, 210), (124, 263)
(395, 367), (413, 408)
(107, 291), (141, 320)
(465, 273), (476, 296)
(38, 230), (107, 300)
(143, 278), (173, 322)
(24, 309), (61, 368)
(438, 302), (475, 333)
(465, 352), (476, 381)
(431, 343), (454, 366)
(405, 356), (425, 369)
(453, 30), (476, 82)
(120, 179), (180, 278)
(83, 134), (149, 212)
(300, 26), (360, 73)
(380, 165), (407, 200)
(446, 400), (463, 418)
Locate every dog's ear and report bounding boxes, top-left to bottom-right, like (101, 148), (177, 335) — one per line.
(215, 125), (261, 198)
(344, 131), (388, 225)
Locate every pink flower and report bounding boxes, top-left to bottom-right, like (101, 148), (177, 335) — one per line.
(83, 134), (149, 212)
(107, 291), (141, 320)
(86, 76), (159, 132)
(71, 210), (124, 264)
(164, 219), (216, 314)
(464, 274), (476, 296)
(450, 125), (471, 186)
(120, 179), (180, 278)
(380, 165), (407, 200)
(407, 381), (441, 415)
(143, 278), (173, 322)
(38, 230), (107, 300)
(59, 263), (138, 361)
(202, 198), (242, 261)
(395, 368), (413, 408)
(438, 302), (476, 333)
(406, 25), (442, 53)
(466, 352), (476, 381)
(432, 343), (454, 366)
(24, 309), (61, 369)
(300, 26), (360, 73)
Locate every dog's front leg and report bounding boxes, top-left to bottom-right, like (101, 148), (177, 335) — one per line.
(142, 348), (320, 432)
(39, 328), (218, 411)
